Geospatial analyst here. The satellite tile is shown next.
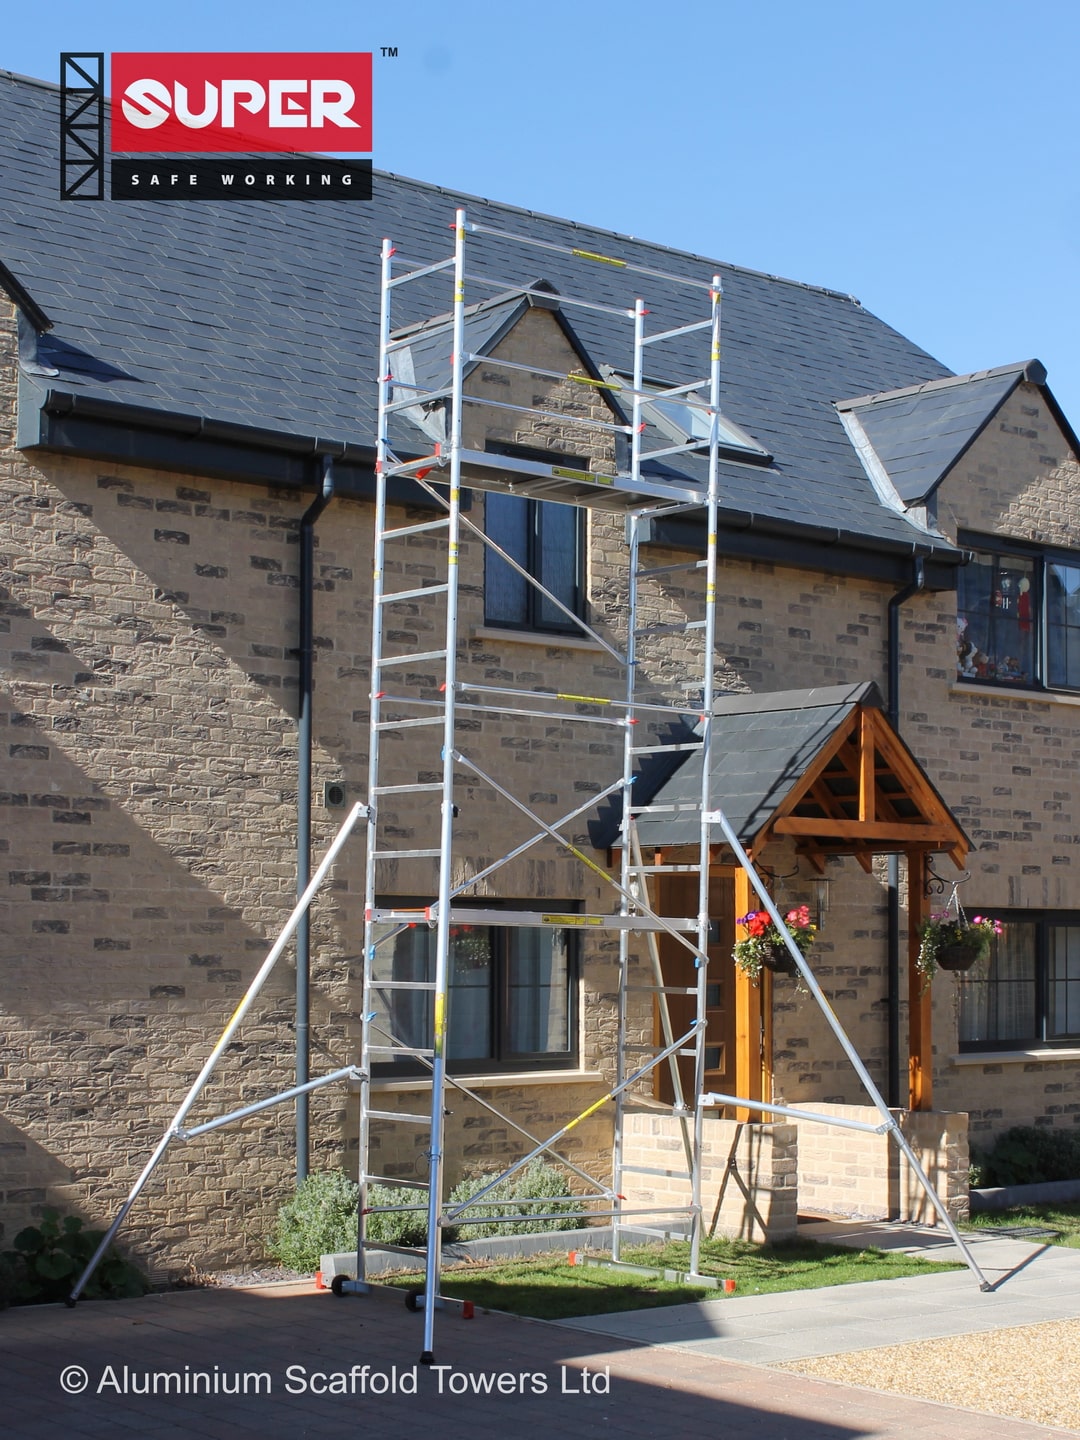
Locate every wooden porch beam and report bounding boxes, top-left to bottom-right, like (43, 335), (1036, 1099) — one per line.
(773, 818), (959, 843)
(733, 867), (764, 1120)
(859, 708), (875, 822)
(908, 855), (932, 1110)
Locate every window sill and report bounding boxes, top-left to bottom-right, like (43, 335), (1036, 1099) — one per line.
(949, 1048), (1080, 1066)
(370, 1068), (603, 1093)
(475, 625), (604, 653)
(951, 682), (1080, 708)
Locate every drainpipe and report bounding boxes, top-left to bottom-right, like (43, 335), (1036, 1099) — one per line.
(886, 557), (924, 1107)
(296, 455), (336, 1182)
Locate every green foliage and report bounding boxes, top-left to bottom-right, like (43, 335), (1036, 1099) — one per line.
(963, 1200), (1080, 1247)
(447, 1159), (584, 1238)
(1, 1208), (147, 1305)
(969, 1125), (1080, 1188)
(268, 1161), (584, 1270)
(386, 1236), (959, 1321)
(267, 1170), (360, 1272)
(916, 913), (1000, 985)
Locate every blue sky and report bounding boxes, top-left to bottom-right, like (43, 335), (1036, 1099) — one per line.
(6, 0), (1080, 421)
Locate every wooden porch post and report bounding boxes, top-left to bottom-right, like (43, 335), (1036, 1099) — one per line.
(907, 852), (932, 1110)
(734, 866), (764, 1119)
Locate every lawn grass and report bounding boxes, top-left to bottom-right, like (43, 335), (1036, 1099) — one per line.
(384, 1235), (960, 1321)
(963, 1200), (1080, 1248)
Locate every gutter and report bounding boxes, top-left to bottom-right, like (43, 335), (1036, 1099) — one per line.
(886, 557), (924, 1108)
(296, 455), (336, 1182)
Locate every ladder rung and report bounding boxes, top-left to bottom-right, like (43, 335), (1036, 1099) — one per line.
(634, 620), (706, 638)
(366, 1110), (432, 1125)
(619, 1163), (691, 1179)
(626, 863), (702, 873)
(369, 980), (437, 991)
(384, 386), (453, 414)
(374, 716), (444, 731)
(378, 582), (450, 605)
(376, 649), (448, 667)
(641, 319), (712, 346)
(372, 847), (442, 859)
(367, 1046), (434, 1058)
(625, 985), (697, 995)
(630, 803), (700, 815)
(373, 782), (444, 794)
(381, 520), (451, 540)
(628, 742), (702, 756)
(640, 440), (709, 463)
(635, 558), (708, 580)
(365, 1175), (430, 1190)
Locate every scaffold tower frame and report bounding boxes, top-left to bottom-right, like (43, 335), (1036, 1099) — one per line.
(69, 205), (992, 1333)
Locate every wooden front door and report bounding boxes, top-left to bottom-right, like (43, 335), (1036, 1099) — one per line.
(655, 872), (736, 1104)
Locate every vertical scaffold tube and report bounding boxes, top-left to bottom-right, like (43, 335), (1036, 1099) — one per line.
(611, 300), (648, 1261)
(689, 276), (723, 1278)
(420, 208), (468, 1365)
(358, 235), (397, 1284)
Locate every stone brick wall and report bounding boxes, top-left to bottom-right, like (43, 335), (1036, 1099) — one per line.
(5, 277), (1078, 1272)
(0, 294), (624, 1269)
(906, 381), (1080, 1145)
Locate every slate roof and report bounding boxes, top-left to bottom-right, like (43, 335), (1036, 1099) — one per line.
(594, 683), (884, 850)
(837, 361), (1048, 505)
(0, 69), (963, 556)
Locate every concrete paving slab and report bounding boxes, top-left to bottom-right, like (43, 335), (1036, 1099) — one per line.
(557, 1221), (1080, 1367)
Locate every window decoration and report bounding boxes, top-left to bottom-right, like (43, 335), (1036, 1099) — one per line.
(956, 538), (1080, 692)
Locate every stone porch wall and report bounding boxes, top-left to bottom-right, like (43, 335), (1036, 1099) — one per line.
(796, 1103), (969, 1224)
(620, 1111), (798, 1242)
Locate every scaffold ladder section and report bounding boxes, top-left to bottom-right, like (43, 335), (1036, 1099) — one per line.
(353, 211), (723, 1362)
(612, 278), (724, 1270)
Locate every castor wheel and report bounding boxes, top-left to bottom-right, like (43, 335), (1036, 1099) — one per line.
(404, 1288), (422, 1312)
(331, 1274), (347, 1297)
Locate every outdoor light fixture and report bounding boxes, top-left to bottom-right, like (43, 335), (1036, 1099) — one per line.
(812, 876), (832, 930)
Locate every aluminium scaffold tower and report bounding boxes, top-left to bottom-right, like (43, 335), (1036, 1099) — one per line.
(342, 209), (992, 1365)
(69, 206), (992, 1332)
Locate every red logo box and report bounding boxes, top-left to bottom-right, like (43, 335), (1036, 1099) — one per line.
(111, 53), (372, 154)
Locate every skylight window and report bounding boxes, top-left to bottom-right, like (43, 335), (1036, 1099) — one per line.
(608, 371), (769, 461)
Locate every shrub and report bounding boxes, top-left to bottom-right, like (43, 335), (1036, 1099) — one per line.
(970, 1125), (1080, 1188)
(268, 1161), (584, 1269)
(447, 1159), (585, 1238)
(267, 1170), (360, 1272)
(2, 1208), (147, 1306)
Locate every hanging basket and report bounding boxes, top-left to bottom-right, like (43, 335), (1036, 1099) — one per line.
(936, 938), (985, 972)
(761, 942), (799, 976)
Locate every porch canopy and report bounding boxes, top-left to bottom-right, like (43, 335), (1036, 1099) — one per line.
(598, 681), (970, 1110)
(624, 681), (969, 870)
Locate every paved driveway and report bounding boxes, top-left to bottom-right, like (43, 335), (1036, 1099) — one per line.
(1, 1279), (1072, 1440)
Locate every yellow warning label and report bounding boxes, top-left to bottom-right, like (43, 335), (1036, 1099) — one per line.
(541, 913), (604, 927)
(568, 372), (620, 391)
(552, 467), (614, 486)
(572, 248), (627, 268)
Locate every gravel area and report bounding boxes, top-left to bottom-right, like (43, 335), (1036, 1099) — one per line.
(779, 1317), (1080, 1432)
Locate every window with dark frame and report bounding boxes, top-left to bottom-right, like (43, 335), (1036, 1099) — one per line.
(482, 443), (586, 635)
(956, 535), (1080, 691)
(958, 912), (1080, 1051)
(368, 906), (578, 1075)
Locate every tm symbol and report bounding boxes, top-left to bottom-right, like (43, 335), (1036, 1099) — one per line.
(381, 47), (398, 57)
